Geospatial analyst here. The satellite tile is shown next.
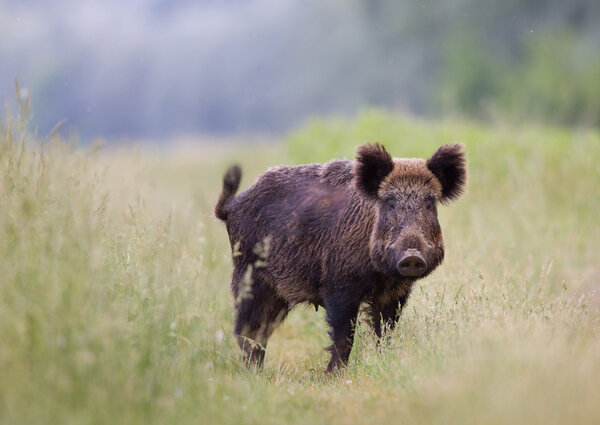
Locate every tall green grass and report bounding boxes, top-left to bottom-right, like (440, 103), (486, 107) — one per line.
(1, 103), (599, 425)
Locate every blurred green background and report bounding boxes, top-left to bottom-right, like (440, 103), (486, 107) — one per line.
(1, 0), (599, 141)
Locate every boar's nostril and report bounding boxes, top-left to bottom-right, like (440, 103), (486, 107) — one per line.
(397, 252), (427, 277)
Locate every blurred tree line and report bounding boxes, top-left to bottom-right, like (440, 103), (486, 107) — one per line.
(1, 0), (599, 140)
(364, 0), (600, 125)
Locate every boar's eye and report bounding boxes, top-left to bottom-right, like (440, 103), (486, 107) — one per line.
(386, 199), (397, 210)
(425, 196), (436, 212)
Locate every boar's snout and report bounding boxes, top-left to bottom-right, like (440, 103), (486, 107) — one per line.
(397, 249), (427, 277)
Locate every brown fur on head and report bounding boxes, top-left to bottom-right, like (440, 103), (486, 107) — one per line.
(354, 143), (467, 278)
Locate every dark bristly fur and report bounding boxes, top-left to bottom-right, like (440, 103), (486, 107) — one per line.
(216, 144), (467, 372)
(354, 143), (394, 198)
(215, 164), (241, 221)
(426, 144), (467, 203)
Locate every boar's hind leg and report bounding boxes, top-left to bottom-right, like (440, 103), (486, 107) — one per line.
(234, 285), (289, 368)
(324, 297), (361, 373)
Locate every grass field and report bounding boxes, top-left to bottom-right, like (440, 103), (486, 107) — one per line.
(1, 102), (599, 425)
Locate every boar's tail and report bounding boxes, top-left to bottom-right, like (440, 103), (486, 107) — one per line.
(215, 164), (241, 221)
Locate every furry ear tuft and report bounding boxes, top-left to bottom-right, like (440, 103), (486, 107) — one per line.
(426, 143), (467, 203)
(354, 143), (394, 198)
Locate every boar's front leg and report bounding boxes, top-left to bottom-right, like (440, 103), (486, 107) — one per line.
(370, 299), (401, 341)
(324, 296), (361, 372)
(371, 291), (412, 341)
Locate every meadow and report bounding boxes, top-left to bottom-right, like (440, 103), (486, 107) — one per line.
(1, 101), (599, 425)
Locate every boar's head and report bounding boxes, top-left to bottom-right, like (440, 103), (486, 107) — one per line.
(354, 143), (466, 279)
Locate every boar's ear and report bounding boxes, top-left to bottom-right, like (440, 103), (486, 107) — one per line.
(354, 143), (394, 198)
(426, 143), (467, 203)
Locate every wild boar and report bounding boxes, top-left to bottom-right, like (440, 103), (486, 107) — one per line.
(215, 143), (466, 372)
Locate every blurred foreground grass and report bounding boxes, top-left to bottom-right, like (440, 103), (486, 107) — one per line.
(1, 104), (599, 425)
